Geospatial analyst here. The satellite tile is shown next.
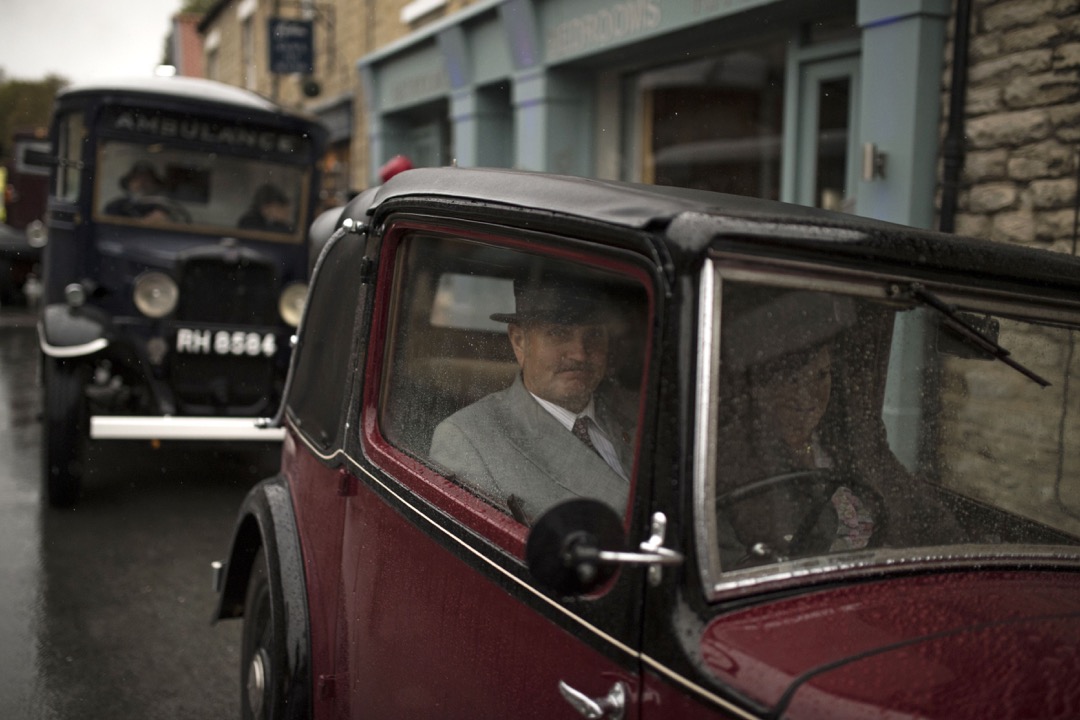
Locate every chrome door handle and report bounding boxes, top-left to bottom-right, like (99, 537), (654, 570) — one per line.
(558, 680), (627, 720)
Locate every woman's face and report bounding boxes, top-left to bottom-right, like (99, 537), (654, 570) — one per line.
(751, 345), (832, 448)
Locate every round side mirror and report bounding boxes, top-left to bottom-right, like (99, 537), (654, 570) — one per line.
(525, 498), (625, 596)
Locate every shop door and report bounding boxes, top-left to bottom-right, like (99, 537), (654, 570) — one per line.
(794, 55), (860, 211)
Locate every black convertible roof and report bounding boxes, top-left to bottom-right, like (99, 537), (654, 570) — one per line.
(370, 167), (1080, 297)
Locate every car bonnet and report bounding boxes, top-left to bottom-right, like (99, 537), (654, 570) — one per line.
(697, 570), (1080, 719)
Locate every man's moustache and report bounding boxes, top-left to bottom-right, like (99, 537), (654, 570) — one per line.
(555, 362), (591, 373)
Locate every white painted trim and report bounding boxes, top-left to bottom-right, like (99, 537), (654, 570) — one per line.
(401, 0), (447, 24)
(237, 0), (258, 21)
(91, 416), (285, 441)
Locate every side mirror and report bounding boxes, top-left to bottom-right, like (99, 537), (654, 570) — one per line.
(526, 498), (625, 596)
(526, 498), (686, 596)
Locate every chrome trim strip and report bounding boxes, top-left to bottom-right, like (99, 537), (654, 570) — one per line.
(708, 544), (1080, 598)
(38, 324), (109, 358)
(288, 425), (760, 719)
(693, 260), (724, 596)
(90, 416), (285, 441)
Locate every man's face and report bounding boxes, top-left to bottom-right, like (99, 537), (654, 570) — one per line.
(262, 200), (291, 225)
(751, 345), (832, 448)
(509, 321), (609, 413)
(128, 172), (160, 197)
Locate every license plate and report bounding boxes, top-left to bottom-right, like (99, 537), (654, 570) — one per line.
(175, 328), (278, 357)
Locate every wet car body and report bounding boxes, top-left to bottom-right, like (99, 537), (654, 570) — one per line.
(214, 167), (1080, 719)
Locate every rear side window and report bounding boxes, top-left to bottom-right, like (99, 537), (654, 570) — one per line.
(376, 229), (651, 529)
(286, 231), (365, 450)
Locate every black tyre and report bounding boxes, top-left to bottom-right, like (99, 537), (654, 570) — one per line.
(41, 358), (88, 507)
(241, 547), (286, 720)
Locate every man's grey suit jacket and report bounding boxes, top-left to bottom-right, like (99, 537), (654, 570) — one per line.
(428, 374), (634, 524)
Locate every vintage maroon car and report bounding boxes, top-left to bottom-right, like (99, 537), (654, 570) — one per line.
(213, 167), (1080, 719)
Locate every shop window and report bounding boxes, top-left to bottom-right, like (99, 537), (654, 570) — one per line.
(633, 41), (786, 199)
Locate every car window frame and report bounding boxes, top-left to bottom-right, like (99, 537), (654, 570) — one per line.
(697, 252), (1080, 602)
(360, 214), (658, 561)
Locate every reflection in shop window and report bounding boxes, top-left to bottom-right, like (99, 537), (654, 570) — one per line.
(635, 42), (786, 199)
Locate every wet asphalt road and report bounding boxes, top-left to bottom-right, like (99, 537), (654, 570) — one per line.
(0, 307), (278, 718)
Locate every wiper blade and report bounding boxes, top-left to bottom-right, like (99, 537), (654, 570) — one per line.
(894, 282), (1051, 388)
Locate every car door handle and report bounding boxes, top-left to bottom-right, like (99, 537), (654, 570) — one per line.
(558, 680), (627, 720)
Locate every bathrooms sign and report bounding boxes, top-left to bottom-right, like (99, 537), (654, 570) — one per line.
(269, 18), (314, 74)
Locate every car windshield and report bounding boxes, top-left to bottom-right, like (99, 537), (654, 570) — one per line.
(93, 139), (307, 241)
(703, 268), (1080, 593)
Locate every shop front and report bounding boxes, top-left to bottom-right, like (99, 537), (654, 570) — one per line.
(357, 0), (950, 229)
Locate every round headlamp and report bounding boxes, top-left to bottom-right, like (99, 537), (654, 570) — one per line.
(133, 271), (179, 318)
(64, 282), (87, 308)
(278, 282), (307, 328)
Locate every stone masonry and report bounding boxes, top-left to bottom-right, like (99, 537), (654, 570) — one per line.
(945, 0), (1080, 253)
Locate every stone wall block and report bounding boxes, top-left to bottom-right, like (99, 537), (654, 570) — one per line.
(1030, 177), (1078, 209)
(966, 85), (1004, 116)
(1035, 208), (1077, 242)
(983, 0), (1058, 32)
(991, 209), (1037, 243)
(968, 109), (1052, 149)
(968, 50), (1053, 86)
(1008, 141), (1075, 180)
(1001, 24), (1063, 54)
(968, 33), (1003, 63)
(954, 212), (994, 239)
(1046, 238), (1079, 254)
(1050, 103), (1080, 141)
(1054, 0), (1080, 16)
(970, 182), (1020, 212)
(964, 149), (1010, 181)
(1004, 72), (1080, 109)
(1053, 43), (1080, 71)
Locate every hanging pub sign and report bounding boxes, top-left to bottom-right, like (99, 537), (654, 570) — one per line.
(269, 18), (314, 75)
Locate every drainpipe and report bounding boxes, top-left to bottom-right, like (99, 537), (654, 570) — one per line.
(938, 0), (973, 234)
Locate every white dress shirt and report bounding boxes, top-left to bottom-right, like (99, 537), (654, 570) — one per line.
(529, 393), (628, 480)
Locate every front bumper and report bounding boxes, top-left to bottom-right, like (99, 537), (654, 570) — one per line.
(90, 415), (285, 441)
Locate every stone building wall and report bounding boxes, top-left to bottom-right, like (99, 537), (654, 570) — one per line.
(946, 0), (1080, 254)
(937, 0), (1080, 537)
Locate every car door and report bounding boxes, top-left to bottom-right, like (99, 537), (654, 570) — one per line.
(335, 212), (660, 718)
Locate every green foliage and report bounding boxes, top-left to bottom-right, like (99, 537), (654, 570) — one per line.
(181, 0), (218, 13)
(0, 74), (68, 161)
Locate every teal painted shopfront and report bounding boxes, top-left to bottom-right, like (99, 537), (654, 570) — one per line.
(359, 0), (950, 228)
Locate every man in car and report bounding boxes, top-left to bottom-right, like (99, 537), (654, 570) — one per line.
(429, 273), (635, 525)
(104, 161), (171, 222)
(238, 183), (293, 232)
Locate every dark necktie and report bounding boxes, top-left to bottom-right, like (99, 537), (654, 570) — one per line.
(572, 416), (600, 455)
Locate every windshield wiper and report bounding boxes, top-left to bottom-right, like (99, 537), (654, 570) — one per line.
(892, 282), (1051, 388)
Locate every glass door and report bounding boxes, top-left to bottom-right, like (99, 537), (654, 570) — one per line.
(794, 55), (860, 211)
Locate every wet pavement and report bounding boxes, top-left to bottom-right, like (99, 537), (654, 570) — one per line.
(0, 307), (278, 718)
